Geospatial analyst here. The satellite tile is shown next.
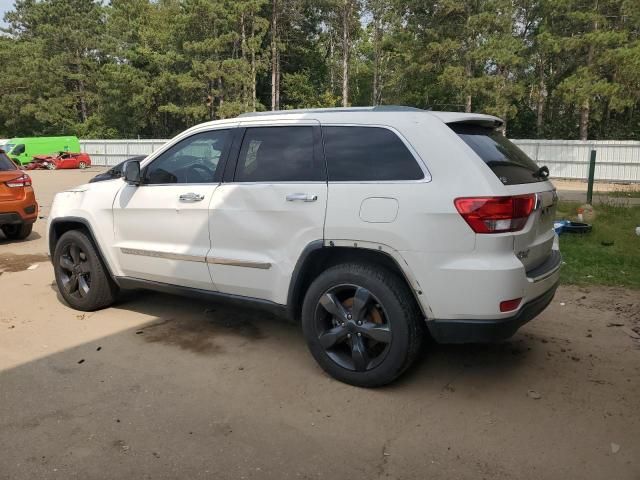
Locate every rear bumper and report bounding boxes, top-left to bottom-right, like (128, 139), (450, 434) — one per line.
(0, 189), (38, 225)
(0, 211), (37, 225)
(426, 280), (559, 343)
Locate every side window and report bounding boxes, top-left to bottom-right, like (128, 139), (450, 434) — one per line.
(323, 126), (424, 181)
(235, 126), (322, 182)
(13, 144), (25, 155)
(144, 129), (230, 185)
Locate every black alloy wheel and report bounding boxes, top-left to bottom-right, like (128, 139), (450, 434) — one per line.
(313, 284), (392, 372)
(58, 241), (92, 299)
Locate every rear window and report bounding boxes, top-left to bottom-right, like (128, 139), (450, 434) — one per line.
(0, 152), (17, 171)
(450, 124), (544, 185)
(323, 126), (424, 181)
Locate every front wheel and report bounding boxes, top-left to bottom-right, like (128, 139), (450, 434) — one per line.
(301, 263), (424, 387)
(78, 161), (87, 169)
(53, 230), (118, 311)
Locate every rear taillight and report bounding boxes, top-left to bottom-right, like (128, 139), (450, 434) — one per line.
(454, 194), (535, 234)
(5, 174), (32, 188)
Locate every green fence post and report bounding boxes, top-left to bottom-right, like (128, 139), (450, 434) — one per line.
(586, 149), (596, 204)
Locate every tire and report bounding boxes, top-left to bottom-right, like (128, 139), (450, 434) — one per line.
(301, 263), (423, 387)
(78, 161), (87, 169)
(53, 229), (118, 311)
(1, 223), (33, 240)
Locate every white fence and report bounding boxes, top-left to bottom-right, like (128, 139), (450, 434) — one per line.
(514, 140), (640, 183)
(80, 138), (640, 183)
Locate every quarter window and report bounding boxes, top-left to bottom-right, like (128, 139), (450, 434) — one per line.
(144, 129), (231, 185)
(235, 126), (321, 182)
(0, 152), (17, 171)
(322, 126), (424, 181)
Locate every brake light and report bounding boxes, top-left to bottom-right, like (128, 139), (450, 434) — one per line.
(454, 195), (535, 233)
(500, 298), (522, 312)
(5, 174), (32, 188)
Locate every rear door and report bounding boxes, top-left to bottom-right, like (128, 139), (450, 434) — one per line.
(450, 123), (557, 271)
(207, 121), (326, 304)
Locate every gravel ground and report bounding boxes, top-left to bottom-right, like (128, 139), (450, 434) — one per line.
(0, 169), (638, 479)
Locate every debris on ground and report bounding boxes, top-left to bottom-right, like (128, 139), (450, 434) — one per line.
(611, 443), (620, 454)
(527, 390), (542, 400)
(621, 327), (640, 340)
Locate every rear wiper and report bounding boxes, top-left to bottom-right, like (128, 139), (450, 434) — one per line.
(533, 165), (549, 179)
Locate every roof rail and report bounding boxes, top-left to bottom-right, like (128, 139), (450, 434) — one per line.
(237, 105), (426, 118)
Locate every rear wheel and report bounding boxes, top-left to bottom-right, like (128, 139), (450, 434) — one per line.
(78, 161), (87, 169)
(1, 223), (33, 240)
(301, 263), (423, 387)
(53, 230), (118, 311)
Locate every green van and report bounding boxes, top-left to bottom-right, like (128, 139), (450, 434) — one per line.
(2, 136), (81, 165)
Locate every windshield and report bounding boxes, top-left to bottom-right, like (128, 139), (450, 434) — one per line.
(2, 143), (15, 154)
(0, 152), (18, 171)
(450, 124), (544, 185)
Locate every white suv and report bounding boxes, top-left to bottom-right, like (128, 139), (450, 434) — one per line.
(47, 107), (560, 387)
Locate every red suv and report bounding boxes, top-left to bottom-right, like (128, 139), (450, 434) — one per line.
(0, 151), (37, 240)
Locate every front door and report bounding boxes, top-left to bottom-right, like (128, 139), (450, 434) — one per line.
(208, 122), (327, 304)
(112, 127), (233, 290)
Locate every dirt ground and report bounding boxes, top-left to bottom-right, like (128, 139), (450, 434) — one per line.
(1, 169), (639, 479)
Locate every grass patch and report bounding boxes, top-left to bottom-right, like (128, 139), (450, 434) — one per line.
(556, 201), (640, 288)
(595, 190), (640, 199)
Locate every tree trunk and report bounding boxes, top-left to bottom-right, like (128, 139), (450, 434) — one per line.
(329, 32), (335, 93)
(372, 13), (380, 105)
(581, 1), (598, 141)
(78, 79), (88, 123)
(276, 49), (280, 109)
(464, 58), (472, 113)
(271, 0), (279, 111)
(342, 0), (351, 107)
(580, 99), (590, 141)
(240, 13), (247, 108)
(536, 61), (547, 137)
(217, 77), (224, 119)
(76, 52), (88, 122)
(251, 23), (257, 111)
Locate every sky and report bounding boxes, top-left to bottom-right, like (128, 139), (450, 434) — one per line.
(0, 0), (12, 26)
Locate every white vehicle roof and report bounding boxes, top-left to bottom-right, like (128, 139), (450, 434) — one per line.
(185, 107), (503, 134)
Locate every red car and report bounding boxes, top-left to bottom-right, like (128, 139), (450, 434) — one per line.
(26, 152), (91, 170)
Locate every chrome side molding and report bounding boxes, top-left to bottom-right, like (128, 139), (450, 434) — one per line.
(120, 247), (271, 269)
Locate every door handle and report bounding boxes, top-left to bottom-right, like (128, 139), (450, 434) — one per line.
(286, 193), (318, 202)
(179, 192), (205, 202)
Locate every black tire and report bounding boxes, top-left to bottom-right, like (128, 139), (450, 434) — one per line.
(1, 223), (33, 240)
(53, 229), (118, 311)
(301, 263), (423, 387)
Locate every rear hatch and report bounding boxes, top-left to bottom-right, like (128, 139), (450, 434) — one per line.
(450, 123), (557, 272)
(0, 153), (24, 202)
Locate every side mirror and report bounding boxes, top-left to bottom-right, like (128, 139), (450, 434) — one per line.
(123, 160), (141, 185)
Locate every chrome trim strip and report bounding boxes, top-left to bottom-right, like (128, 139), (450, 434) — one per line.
(120, 248), (206, 263)
(527, 251), (562, 283)
(206, 257), (272, 270)
(528, 264), (561, 283)
(120, 247), (271, 269)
